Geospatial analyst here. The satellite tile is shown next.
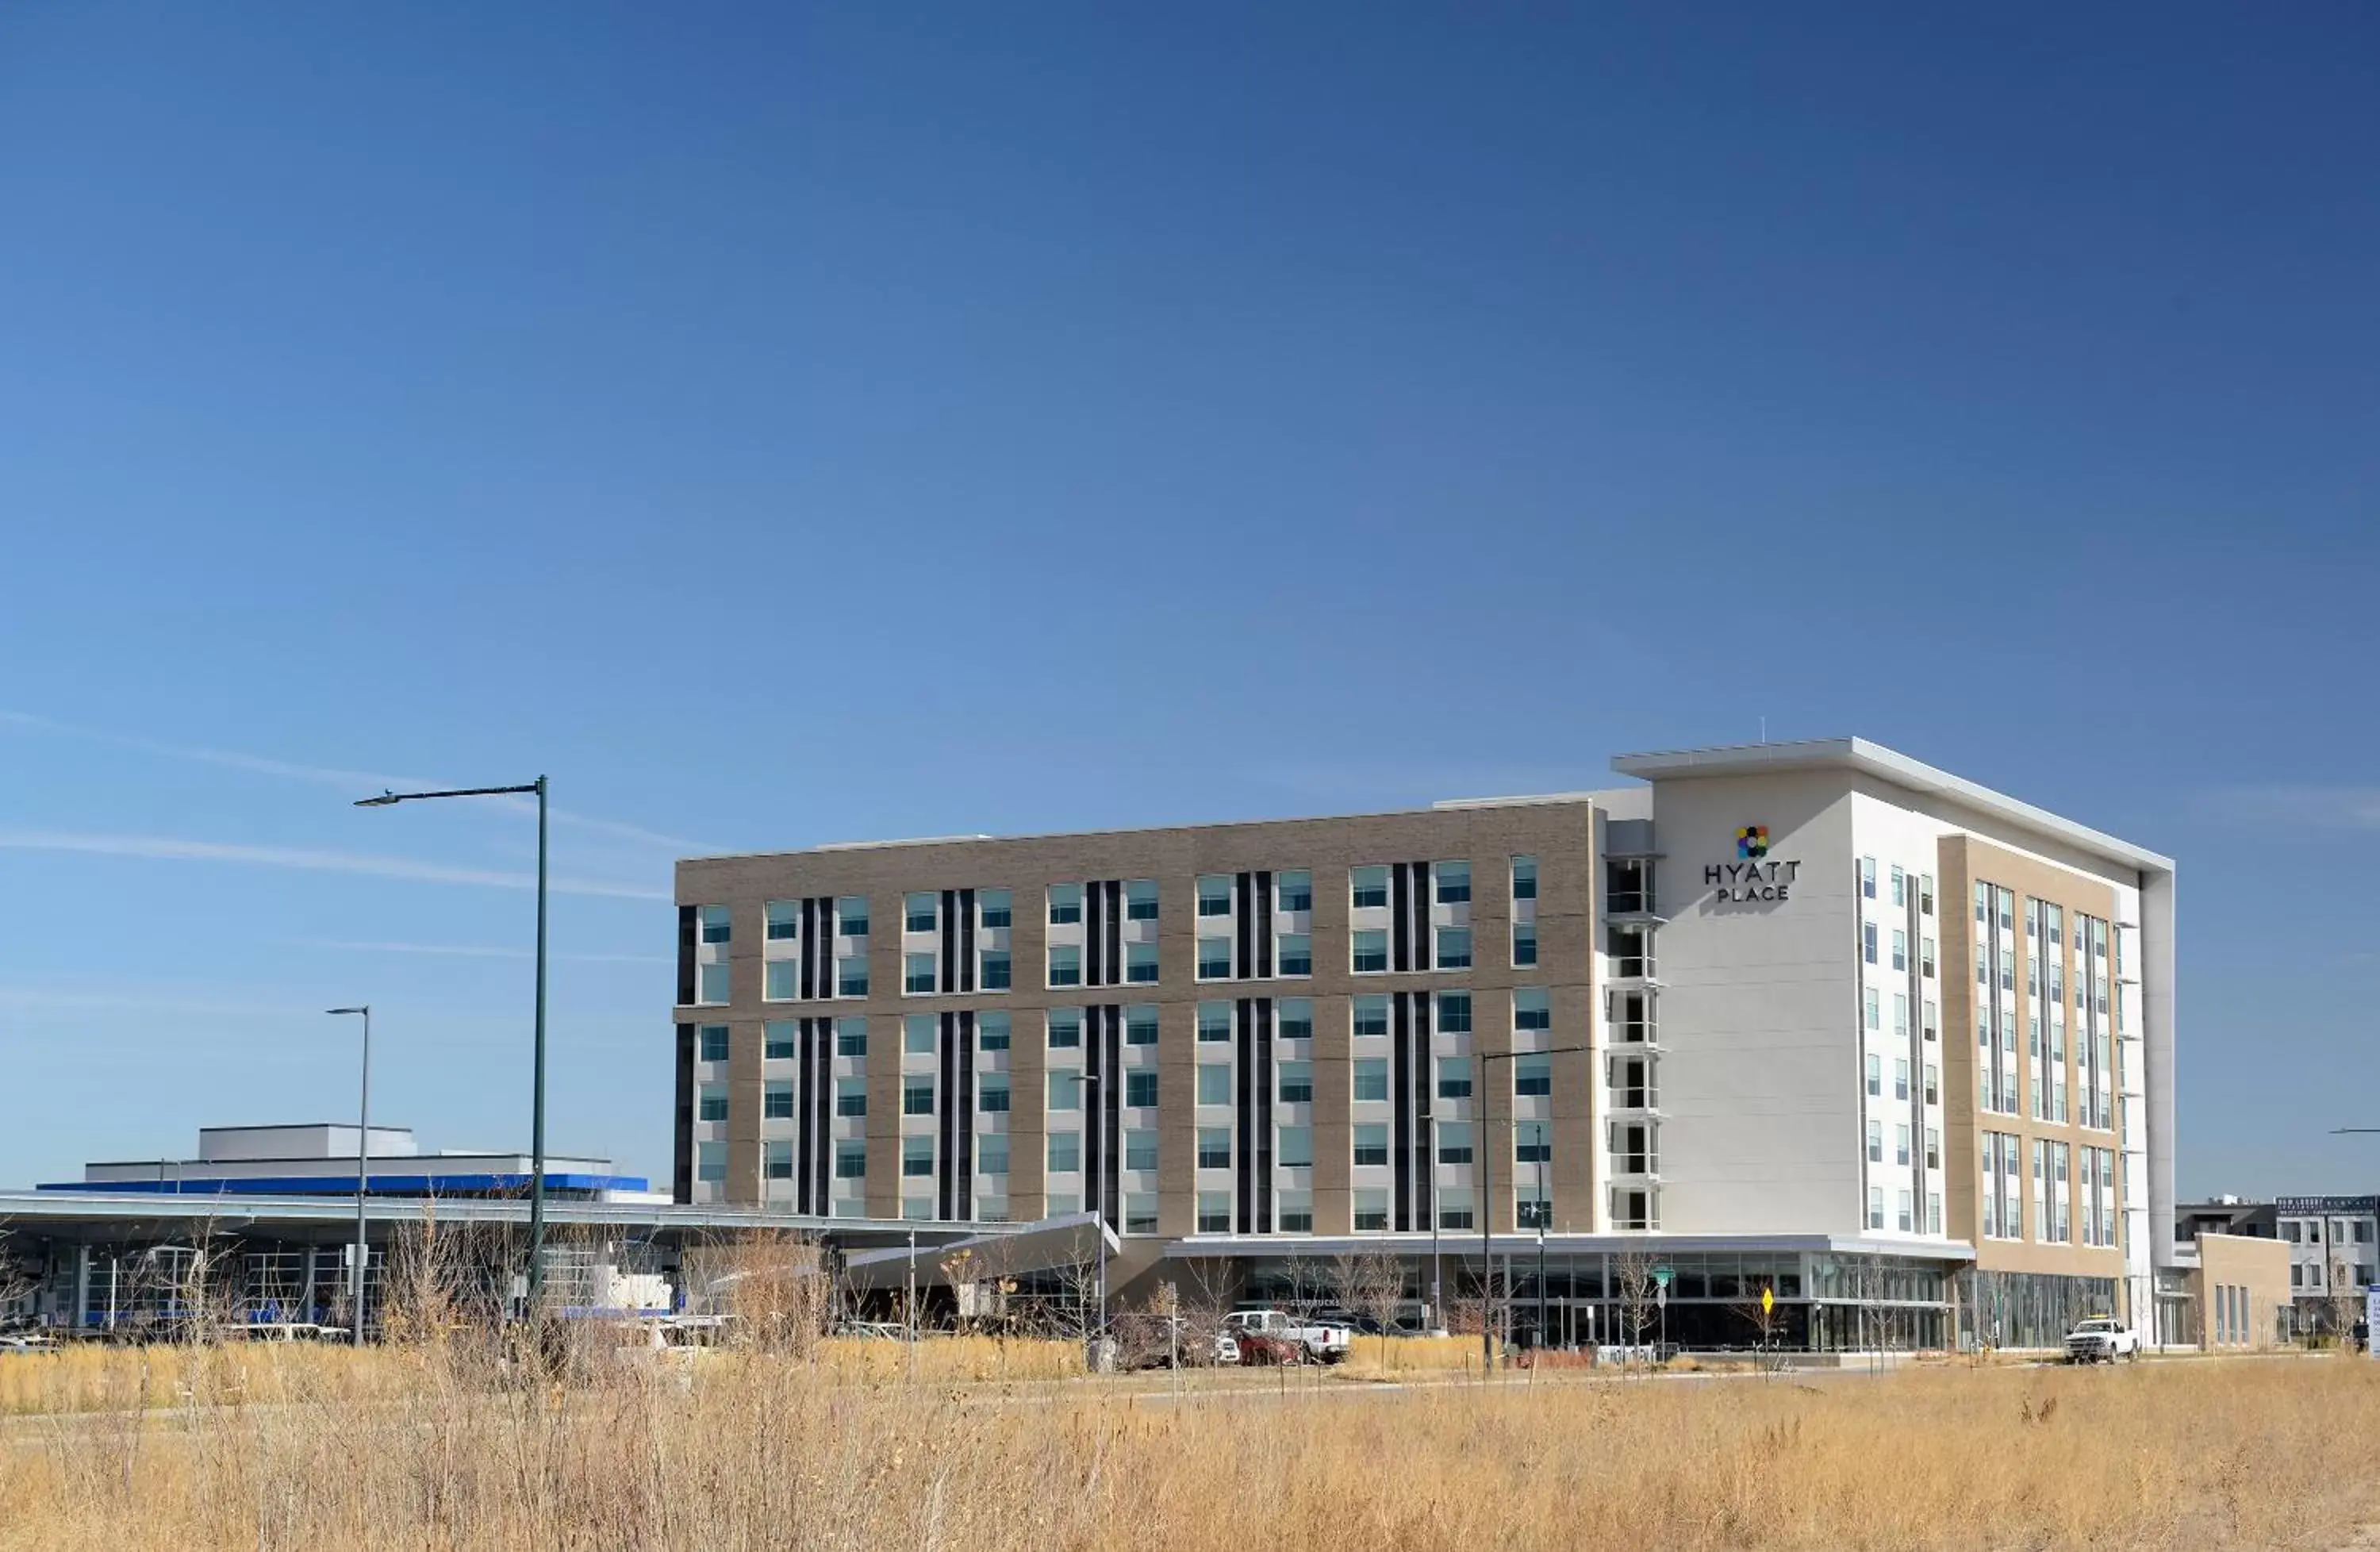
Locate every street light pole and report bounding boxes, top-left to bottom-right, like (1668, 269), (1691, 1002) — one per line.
(328, 1005), (370, 1346)
(356, 776), (550, 1316)
(1472, 1046), (1591, 1375)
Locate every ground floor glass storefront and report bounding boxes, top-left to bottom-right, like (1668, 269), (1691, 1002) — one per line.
(1235, 1248), (1960, 1354)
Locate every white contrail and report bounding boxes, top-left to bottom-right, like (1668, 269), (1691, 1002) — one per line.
(0, 828), (670, 901)
(287, 939), (670, 964)
(0, 708), (719, 851)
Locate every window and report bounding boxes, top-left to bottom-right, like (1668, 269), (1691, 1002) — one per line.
(1046, 1008), (1082, 1050)
(1351, 930), (1388, 974)
(1864, 988), (1880, 1031)
(1895, 1123), (1910, 1166)
(977, 1012), (1010, 1052)
(1929, 1193), (1943, 1235)
(1350, 866), (1389, 910)
(763, 1023), (796, 1060)
(697, 1025), (731, 1062)
(835, 1141), (866, 1180)
(764, 1081), (794, 1120)
(1920, 874), (1935, 915)
(1197, 936), (1233, 981)
(1278, 1061), (1314, 1104)
(1352, 1058), (1389, 1102)
(1277, 999), (1312, 1039)
(696, 1142), (726, 1183)
(1606, 859), (1654, 915)
(1894, 1058), (1910, 1101)
(1196, 1002), (1232, 1044)
(1921, 937), (1936, 978)
(1353, 996), (1389, 1038)
(1868, 1120), (1883, 1162)
(1608, 925), (1652, 978)
(1125, 1129), (1159, 1171)
(764, 961), (797, 1001)
(1891, 865), (1905, 907)
(904, 953), (937, 994)
(1048, 884), (1083, 925)
(1278, 933), (1312, 976)
(1196, 875), (1233, 917)
(1868, 1187), (1884, 1229)
(698, 905), (732, 945)
(1513, 924), (1538, 966)
(1124, 1005), (1157, 1046)
(1514, 1055), (1552, 1097)
(1198, 1191), (1232, 1233)
(1922, 999), (1938, 1042)
(1924, 1062), (1939, 1105)
(764, 901), (798, 941)
(1197, 1064), (1232, 1105)
(1862, 921), (1878, 965)
(1437, 1057), (1472, 1100)
(1048, 944), (1081, 988)
(1044, 1191), (1080, 1216)
(1277, 1191), (1315, 1234)
(1512, 855), (1537, 901)
(1891, 929), (1907, 971)
(1893, 993), (1910, 1039)
(835, 957), (868, 997)
(1046, 1132), (1081, 1174)
(697, 962), (731, 1005)
(1125, 942), (1159, 984)
(1865, 1054), (1881, 1097)
(1126, 879), (1159, 922)
(980, 1076), (1011, 1112)
(904, 1015), (935, 1055)
(1610, 1055), (1653, 1108)
(1514, 988), (1551, 1032)
(698, 1084), (729, 1123)
(1435, 861), (1471, 905)
(1439, 1193), (1475, 1231)
(1049, 1071), (1084, 1111)
(980, 889), (1012, 929)
(1124, 1193), (1159, 1235)
(904, 893), (937, 934)
(903, 1136), (934, 1177)
(981, 951), (1012, 991)
(1438, 1124), (1473, 1166)
(836, 897), (869, 939)
(1353, 1124), (1390, 1167)
(1277, 1126), (1313, 1169)
(1437, 991), (1472, 1034)
(1898, 1189), (1914, 1232)
(1354, 1189), (1390, 1232)
(902, 1078), (935, 1116)
(1277, 870), (1312, 912)
(1123, 1071), (1159, 1108)
(1435, 928), (1472, 970)
(835, 1078), (866, 1117)
(833, 1017), (866, 1058)
(1860, 857), (1877, 899)
(1197, 1128), (1232, 1170)
(1925, 1128), (1940, 1170)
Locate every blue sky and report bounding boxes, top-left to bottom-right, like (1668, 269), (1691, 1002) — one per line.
(1, 4), (2374, 1197)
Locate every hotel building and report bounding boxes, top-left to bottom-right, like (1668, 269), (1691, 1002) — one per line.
(670, 738), (2178, 1350)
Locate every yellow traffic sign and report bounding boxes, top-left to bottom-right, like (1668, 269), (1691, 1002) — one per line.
(1760, 1285), (1775, 1316)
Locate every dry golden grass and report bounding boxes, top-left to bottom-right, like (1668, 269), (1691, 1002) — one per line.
(2, 1347), (2374, 1550)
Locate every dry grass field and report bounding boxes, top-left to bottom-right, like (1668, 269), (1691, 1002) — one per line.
(2, 1343), (2375, 1550)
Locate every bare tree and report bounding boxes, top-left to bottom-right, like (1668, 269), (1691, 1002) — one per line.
(1276, 1254), (1333, 1323)
(1333, 1247), (1406, 1368)
(1614, 1250), (1658, 1359)
(1732, 1286), (1788, 1376)
(0, 1228), (38, 1331)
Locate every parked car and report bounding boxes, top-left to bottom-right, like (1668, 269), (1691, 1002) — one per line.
(2063, 1318), (2140, 1363)
(1223, 1308), (1353, 1364)
(1122, 1316), (1241, 1370)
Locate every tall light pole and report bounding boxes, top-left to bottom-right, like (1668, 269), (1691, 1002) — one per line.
(1474, 1046), (1590, 1374)
(327, 1006), (371, 1345)
(357, 777), (549, 1315)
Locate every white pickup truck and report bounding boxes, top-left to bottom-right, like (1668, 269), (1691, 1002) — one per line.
(2063, 1317), (2141, 1363)
(1223, 1308), (1353, 1365)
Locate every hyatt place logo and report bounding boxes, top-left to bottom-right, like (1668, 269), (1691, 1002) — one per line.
(1710, 823), (1798, 902)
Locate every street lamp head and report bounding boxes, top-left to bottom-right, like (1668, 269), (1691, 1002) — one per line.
(354, 791), (401, 808)
(327, 1006), (367, 1016)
